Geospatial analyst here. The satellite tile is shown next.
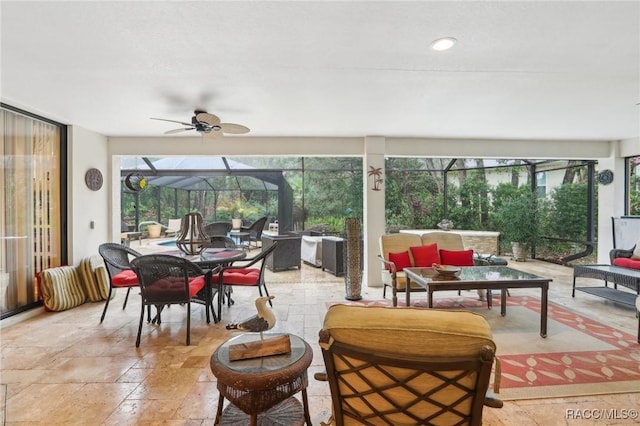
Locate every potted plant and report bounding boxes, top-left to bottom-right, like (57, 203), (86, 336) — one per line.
(494, 192), (538, 261)
(219, 198), (246, 229)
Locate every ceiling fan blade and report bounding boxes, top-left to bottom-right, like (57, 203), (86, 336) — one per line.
(151, 117), (193, 126)
(204, 128), (225, 138)
(164, 127), (194, 134)
(195, 112), (220, 126)
(219, 122), (250, 134)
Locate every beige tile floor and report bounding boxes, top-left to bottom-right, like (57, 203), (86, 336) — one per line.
(1, 248), (639, 425)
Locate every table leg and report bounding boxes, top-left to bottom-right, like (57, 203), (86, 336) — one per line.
(250, 414), (257, 426)
(217, 280), (223, 323)
(208, 269), (220, 323)
(428, 288), (433, 308)
(500, 289), (507, 317)
(215, 393), (224, 426)
(406, 277), (411, 307)
(301, 388), (312, 425)
(540, 283), (548, 338)
(204, 271), (211, 324)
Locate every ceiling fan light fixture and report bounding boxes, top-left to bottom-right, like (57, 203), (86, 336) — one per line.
(431, 37), (457, 51)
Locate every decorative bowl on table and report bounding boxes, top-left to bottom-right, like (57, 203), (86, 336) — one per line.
(432, 263), (461, 278)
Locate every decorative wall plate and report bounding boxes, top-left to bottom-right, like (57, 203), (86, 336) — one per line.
(85, 168), (103, 191)
(597, 169), (614, 185)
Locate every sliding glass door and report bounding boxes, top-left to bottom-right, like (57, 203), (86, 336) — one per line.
(1, 106), (66, 319)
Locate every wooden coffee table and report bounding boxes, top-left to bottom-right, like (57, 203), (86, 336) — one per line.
(404, 266), (552, 337)
(210, 333), (313, 425)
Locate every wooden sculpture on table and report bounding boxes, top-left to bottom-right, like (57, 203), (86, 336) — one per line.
(226, 296), (291, 360)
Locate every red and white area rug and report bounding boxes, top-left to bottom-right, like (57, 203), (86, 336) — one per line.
(327, 295), (640, 400)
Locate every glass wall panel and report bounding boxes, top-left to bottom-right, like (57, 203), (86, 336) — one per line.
(1, 107), (64, 318)
(628, 156), (640, 215)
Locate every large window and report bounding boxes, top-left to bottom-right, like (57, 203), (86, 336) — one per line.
(1, 105), (66, 319)
(628, 156), (640, 215)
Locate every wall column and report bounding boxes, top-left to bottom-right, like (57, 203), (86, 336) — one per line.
(597, 141), (626, 263)
(364, 136), (385, 287)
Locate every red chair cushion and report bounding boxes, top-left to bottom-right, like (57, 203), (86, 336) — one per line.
(111, 269), (139, 287)
(387, 251), (413, 272)
(188, 276), (206, 296)
(410, 244), (440, 267)
(218, 268), (260, 286)
(144, 275), (205, 301)
(612, 257), (640, 270)
(439, 249), (474, 266)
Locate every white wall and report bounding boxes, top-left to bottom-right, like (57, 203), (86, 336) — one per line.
(68, 126), (109, 264)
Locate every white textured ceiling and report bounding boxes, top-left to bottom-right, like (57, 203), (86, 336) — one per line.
(1, 1), (639, 140)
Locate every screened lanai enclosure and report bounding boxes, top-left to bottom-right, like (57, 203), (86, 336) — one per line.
(120, 156), (599, 264)
(384, 158), (598, 264)
(120, 156), (364, 234)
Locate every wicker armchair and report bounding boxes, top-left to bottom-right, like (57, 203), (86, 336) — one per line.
(204, 221), (233, 237)
(240, 216), (268, 248)
(317, 305), (502, 425)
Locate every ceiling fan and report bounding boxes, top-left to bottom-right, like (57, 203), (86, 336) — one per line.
(151, 110), (249, 136)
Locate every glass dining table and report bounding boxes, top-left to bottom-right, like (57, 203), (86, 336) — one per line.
(197, 248), (246, 323)
(161, 248), (246, 323)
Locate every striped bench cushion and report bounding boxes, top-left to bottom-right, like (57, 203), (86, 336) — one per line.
(40, 266), (87, 311)
(78, 256), (110, 301)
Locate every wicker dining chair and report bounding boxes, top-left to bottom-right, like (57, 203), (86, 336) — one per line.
(130, 254), (218, 347)
(211, 242), (278, 309)
(98, 242), (144, 323)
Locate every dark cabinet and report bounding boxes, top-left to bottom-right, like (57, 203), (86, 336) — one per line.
(261, 234), (302, 272)
(321, 237), (345, 276)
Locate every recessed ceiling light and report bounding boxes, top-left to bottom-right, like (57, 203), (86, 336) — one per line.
(431, 37), (457, 51)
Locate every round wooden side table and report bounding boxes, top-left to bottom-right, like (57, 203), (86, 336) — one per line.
(210, 333), (313, 426)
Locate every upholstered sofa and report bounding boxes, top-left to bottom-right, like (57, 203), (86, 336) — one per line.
(378, 232), (487, 306)
(610, 245), (640, 270)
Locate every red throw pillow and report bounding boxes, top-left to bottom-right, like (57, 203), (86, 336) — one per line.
(410, 244), (440, 267)
(439, 249), (474, 266)
(612, 257), (640, 270)
(387, 251), (413, 272)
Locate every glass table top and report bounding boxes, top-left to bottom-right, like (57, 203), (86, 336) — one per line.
(213, 333), (307, 373)
(404, 265), (549, 283)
